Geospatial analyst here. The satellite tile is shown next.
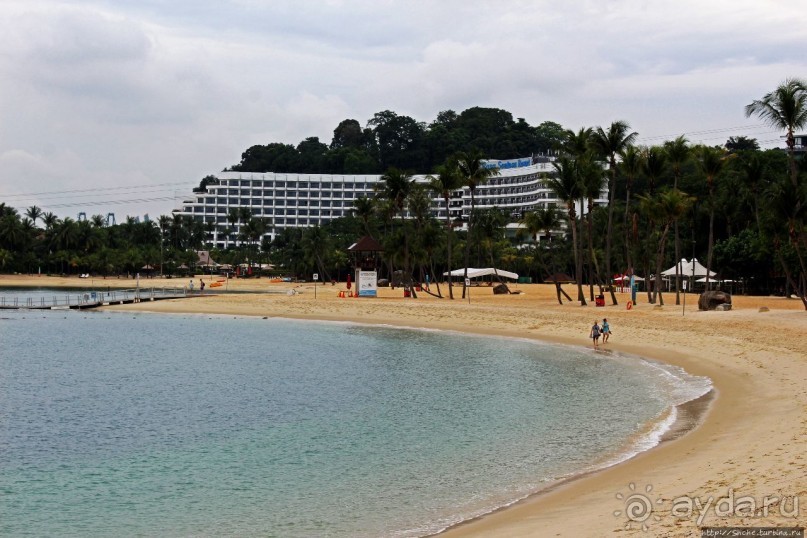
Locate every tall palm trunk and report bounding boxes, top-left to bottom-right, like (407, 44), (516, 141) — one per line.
(462, 189), (475, 299)
(706, 188), (715, 290)
(674, 221), (681, 304)
(587, 198), (604, 293)
(652, 224), (671, 306)
(605, 160), (618, 305)
(444, 193), (453, 299)
(569, 209), (586, 305)
(624, 180), (632, 274)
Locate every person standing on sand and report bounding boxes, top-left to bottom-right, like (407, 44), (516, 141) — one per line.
(590, 320), (601, 349)
(601, 318), (611, 343)
(200, 278), (205, 293)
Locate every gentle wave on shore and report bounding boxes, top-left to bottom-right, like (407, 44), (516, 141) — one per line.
(1, 310), (710, 537)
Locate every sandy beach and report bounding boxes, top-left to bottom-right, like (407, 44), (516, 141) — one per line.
(2, 274), (805, 536)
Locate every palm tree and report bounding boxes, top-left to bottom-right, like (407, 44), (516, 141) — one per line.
(643, 146), (667, 196)
(579, 157), (606, 299)
(520, 206), (564, 302)
(457, 149), (499, 297)
(664, 135), (691, 304)
(638, 189), (695, 305)
(351, 196), (376, 237)
(561, 127), (594, 157)
(25, 206), (43, 227)
(548, 157), (585, 305)
(90, 214), (106, 228)
(619, 145), (643, 275)
(741, 154), (766, 233)
(41, 211), (57, 231)
(591, 121), (638, 305)
(519, 206), (561, 244)
(762, 177), (807, 309)
(745, 78), (807, 189)
(697, 146), (730, 289)
(226, 208), (240, 247)
(302, 225), (331, 281)
(377, 167), (415, 283)
(473, 208), (508, 287)
(406, 184), (434, 289)
(0, 212), (24, 252)
(428, 159), (464, 299)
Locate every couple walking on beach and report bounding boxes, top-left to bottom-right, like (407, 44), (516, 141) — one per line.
(590, 318), (611, 349)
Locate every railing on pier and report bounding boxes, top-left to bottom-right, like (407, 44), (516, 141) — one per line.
(0, 287), (189, 310)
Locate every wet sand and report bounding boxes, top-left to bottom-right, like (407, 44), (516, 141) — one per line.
(2, 274), (805, 536)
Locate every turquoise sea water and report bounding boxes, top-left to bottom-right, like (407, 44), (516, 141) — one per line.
(0, 301), (711, 537)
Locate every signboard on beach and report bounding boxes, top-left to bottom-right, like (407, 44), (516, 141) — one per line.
(357, 270), (377, 297)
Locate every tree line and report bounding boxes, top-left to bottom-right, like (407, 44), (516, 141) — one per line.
(226, 107), (566, 176)
(1, 79), (805, 308)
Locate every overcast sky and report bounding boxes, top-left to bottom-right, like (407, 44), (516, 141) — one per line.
(1, 0), (805, 220)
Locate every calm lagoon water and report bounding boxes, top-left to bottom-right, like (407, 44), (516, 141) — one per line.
(0, 303), (711, 537)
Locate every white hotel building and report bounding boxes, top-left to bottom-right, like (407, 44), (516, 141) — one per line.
(172, 157), (607, 249)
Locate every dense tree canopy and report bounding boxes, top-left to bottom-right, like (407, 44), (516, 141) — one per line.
(229, 107), (563, 174)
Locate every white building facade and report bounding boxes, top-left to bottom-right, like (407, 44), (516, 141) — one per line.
(172, 157), (607, 249)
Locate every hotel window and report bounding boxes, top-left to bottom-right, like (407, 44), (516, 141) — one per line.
(275, 218), (285, 225)
(298, 209), (308, 216)
(217, 207), (226, 214)
(287, 191), (297, 197)
(322, 182), (331, 189)
(310, 209), (319, 216)
(217, 197), (226, 205)
(276, 191), (285, 197)
(265, 208), (274, 215)
(276, 199), (285, 206)
(310, 182), (319, 189)
(299, 182), (308, 189)
(286, 209), (296, 216)
(265, 181), (274, 188)
(276, 208), (285, 215)
(321, 192), (331, 198)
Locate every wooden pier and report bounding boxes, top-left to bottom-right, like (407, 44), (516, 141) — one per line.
(0, 287), (198, 310)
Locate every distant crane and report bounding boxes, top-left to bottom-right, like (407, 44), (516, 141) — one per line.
(77, 212), (87, 221)
(106, 213), (116, 226)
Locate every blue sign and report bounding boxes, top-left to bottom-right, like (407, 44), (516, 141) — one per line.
(483, 157), (534, 170)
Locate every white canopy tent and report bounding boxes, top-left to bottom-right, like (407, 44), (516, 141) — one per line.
(443, 267), (519, 280)
(661, 258), (716, 278)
